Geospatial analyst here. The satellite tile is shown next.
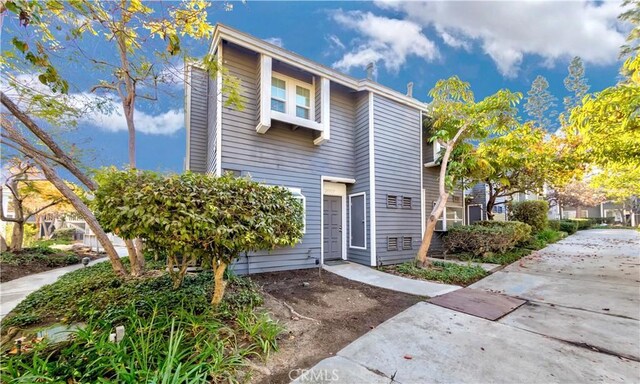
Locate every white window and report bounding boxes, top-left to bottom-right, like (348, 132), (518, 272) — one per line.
(271, 77), (286, 113)
(433, 140), (443, 161)
(287, 187), (306, 234)
(434, 203), (464, 231)
(349, 192), (367, 249)
(270, 72), (315, 122)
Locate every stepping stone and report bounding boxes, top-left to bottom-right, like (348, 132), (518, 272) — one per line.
(427, 288), (526, 320)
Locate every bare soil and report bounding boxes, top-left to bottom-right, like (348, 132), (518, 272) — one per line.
(0, 246), (104, 282)
(248, 268), (423, 384)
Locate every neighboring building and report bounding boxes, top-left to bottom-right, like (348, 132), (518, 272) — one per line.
(184, 24), (464, 273)
(465, 184), (542, 224)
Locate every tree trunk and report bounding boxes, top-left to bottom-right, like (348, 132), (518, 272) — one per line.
(124, 239), (140, 276)
(134, 238), (145, 269)
(211, 260), (228, 306)
(575, 206), (582, 218)
(416, 194), (449, 267)
(32, 158), (126, 275)
(0, 235), (7, 252)
(10, 221), (24, 252)
(486, 193), (498, 221)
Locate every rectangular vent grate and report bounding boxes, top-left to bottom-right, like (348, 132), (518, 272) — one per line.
(387, 236), (398, 251)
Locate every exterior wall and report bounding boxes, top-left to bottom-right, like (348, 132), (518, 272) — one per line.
(373, 94), (422, 265)
(206, 65), (218, 174)
(422, 143), (465, 257)
(346, 93), (371, 266)
(219, 44), (358, 273)
(186, 66), (210, 173)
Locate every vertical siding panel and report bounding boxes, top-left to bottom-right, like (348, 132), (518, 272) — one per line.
(207, 74), (218, 174)
(373, 95), (422, 265)
(187, 67), (209, 173)
(346, 93), (371, 265)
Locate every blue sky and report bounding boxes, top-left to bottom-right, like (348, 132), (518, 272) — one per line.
(2, 1), (630, 174)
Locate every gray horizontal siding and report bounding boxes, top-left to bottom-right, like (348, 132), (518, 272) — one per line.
(187, 67), (209, 173)
(220, 45), (357, 274)
(373, 94), (422, 266)
(207, 69), (218, 174)
(346, 92), (371, 266)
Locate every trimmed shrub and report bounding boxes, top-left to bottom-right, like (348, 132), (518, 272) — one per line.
(474, 220), (532, 245)
(570, 218), (593, 230)
(558, 220), (578, 234)
(443, 222), (530, 257)
(548, 220), (561, 231)
(51, 228), (76, 241)
(592, 217), (615, 225)
(508, 200), (549, 232)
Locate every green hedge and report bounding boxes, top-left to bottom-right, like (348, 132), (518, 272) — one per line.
(570, 218), (593, 230)
(474, 221), (532, 245)
(51, 228), (76, 241)
(509, 200), (549, 232)
(443, 220), (532, 257)
(562, 220), (579, 233)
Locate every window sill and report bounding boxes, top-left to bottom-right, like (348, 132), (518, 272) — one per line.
(349, 245), (367, 250)
(271, 110), (323, 132)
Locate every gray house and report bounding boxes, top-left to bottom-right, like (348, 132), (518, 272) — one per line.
(185, 25), (464, 273)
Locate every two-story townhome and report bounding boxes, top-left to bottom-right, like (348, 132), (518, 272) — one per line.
(184, 25), (464, 273)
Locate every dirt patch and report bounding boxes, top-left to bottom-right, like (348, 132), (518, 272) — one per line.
(248, 268), (423, 384)
(1, 246), (104, 282)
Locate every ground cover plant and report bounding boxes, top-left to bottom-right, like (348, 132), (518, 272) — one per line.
(0, 246), (86, 282)
(383, 261), (488, 286)
(0, 258), (280, 383)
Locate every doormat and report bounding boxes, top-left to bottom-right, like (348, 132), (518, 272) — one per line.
(428, 288), (526, 321)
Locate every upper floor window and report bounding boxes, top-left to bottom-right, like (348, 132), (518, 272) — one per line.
(270, 73), (314, 121)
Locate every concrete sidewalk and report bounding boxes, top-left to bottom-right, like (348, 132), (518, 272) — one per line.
(296, 229), (640, 383)
(0, 246), (128, 319)
(323, 262), (459, 298)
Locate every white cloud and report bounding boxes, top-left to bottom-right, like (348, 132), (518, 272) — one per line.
(81, 96), (184, 135)
(326, 34), (346, 50)
(2, 73), (184, 135)
(330, 10), (439, 73)
(374, 0), (628, 77)
(264, 37), (284, 47)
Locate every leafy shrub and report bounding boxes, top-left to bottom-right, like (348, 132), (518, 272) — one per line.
(536, 228), (564, 244)
(0, 247), (78, 267)
(94, 169), (304, 304)
(591, 217), (615, 225)
(548, 220), (561, 231)
(558, 220), (578, 234)
(459, 247), (532, 265)
(50, 228), (76, 241)
(444, 224), (522, 257)
(474, 221), (532, 245)
(508, 200), (549, 232)
(570, 218), (593, 230)
(390, 261), (488, 286)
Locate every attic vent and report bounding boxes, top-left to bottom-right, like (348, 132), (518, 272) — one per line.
(387, 236), (398, 251)
(386, 195), (398, 208)
(402, 196), (412, 209)
(402, 237), (413, 250)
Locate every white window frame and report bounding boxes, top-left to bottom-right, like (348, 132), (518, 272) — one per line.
(270, 77), (287, 113)
(348, 192), (367, 250)
(270, 71), (315, 123)
(434, 203), (464, 232)
(433, 140), (442, 161)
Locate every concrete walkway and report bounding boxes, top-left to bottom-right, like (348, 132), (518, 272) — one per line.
(0, 246), (128, 319)
(323, 262), (459, 298)
(295, 229), (640, 383)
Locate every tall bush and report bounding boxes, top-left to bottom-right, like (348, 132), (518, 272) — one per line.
(508, 200), (549, 232)
(474, 221), (532, 245)
(443, 221), (532, 258)
(93, 169), (304, 305)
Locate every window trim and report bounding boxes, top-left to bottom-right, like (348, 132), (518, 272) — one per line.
(270, 71), (315, 122)
(434, 203), (465, 232)
(348, 192), (367, 250)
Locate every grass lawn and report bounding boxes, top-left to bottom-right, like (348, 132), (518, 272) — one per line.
(0, 258), (280, 383)
(383, 261), (489, 286)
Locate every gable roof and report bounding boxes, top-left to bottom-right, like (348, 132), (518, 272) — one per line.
(210, 24), (429, 112)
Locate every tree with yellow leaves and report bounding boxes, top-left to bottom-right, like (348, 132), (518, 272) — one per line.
(1, 159), (79, 251)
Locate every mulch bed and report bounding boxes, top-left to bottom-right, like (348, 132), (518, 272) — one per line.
(248, 268), (423, 384)
(1, 246), (104, 283)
